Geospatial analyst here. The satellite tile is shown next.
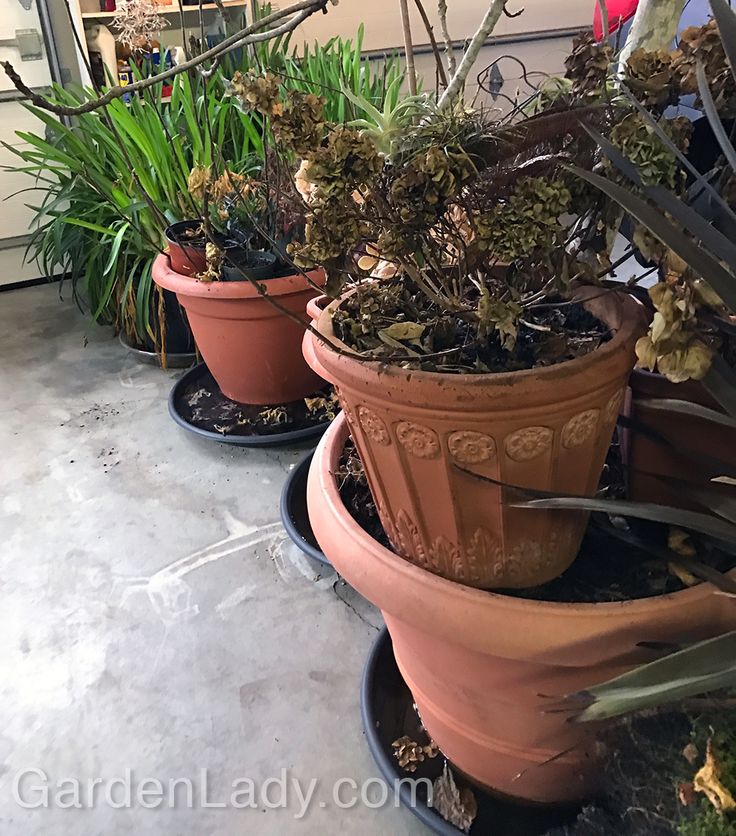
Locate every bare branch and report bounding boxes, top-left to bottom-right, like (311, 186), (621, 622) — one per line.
(597, 0), (610, 42)
(399, 0), (418, 95)
(437, 0), (456, 77)
(437, 0), (507, 110)
(3, 0), (331, 117)
(412, 0), (449, 88)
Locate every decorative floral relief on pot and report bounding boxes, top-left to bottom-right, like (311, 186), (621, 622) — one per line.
(561, 409), (600, 449)
(396, 422), (440, 459)
(357, 405), (390, 445)
(427, 536), (463, 579)
(504, 426), (554, 462)
(393, 508), (429, 569)
(604, 389), (624, 425)
(447, 430), (496, 464)
(380, 506), (561, 586)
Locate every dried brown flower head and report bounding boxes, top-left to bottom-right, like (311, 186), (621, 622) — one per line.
(624, 48), (679, 109)
(112, 0), (168, 50)
(564, 32), (613, 97)
(673, 20), (736, 115)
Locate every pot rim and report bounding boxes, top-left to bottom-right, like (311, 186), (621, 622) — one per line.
(153, 253), (324, 301)
(309, 285), (647, 395)
(314, 411), (730, 618)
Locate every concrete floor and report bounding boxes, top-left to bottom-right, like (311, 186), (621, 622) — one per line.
(0, 283), (425, 835)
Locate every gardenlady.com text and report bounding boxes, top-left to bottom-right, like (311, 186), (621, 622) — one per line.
(12, 767), (433, 818)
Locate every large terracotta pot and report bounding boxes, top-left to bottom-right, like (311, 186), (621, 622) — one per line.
(153, 254), (325, 405)
(303, 287), (646, 588)
(308, 413), (736, 804)
(627, 368), (736, 509)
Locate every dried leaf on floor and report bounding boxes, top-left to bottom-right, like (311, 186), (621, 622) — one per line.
(431, 763), (477, 833)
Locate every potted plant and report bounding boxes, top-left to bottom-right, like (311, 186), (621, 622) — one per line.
(296, 0), (735, 809)
(307, 410), (736, 805)
(232, 43), (648, 587)
(153, 150), (329, 405)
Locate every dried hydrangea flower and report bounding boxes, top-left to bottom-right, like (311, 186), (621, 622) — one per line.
(112, 0), (168, 50)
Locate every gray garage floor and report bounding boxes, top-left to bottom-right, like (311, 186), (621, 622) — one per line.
(0, 282), (424, 835)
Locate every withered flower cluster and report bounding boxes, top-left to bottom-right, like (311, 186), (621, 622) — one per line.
(228, 71), (610, 370)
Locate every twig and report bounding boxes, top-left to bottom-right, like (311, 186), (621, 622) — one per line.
(597, 0), (610, 42)
(438, 0), (507, 110)
(399, 0), (418, 96)
(3, 0), (330, 117)
(411, 0), (449, 88)
(437, 0), (456, 77)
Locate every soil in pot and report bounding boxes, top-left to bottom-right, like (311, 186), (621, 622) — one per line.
(305, 282), (646, 589)
(332, 284), (611, 373)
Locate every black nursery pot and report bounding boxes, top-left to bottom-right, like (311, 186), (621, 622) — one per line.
(221, 250), (278, 282)
(147, 287), (195, 355)
(165, 220), (208, 276)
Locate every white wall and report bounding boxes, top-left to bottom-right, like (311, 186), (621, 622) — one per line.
(0, 0), (56, 286)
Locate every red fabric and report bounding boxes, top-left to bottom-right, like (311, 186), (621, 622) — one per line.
(593, 0), (639, 40)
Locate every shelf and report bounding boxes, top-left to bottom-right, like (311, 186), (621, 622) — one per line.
(81, 1), (247, 20)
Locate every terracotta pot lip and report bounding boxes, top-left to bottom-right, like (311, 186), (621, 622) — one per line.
(312, 286), (645, 391)
(152, 253), (324, 300)
(318, 412), (729, 616)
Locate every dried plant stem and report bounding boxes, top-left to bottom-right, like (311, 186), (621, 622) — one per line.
(437, 0), (507, 110)
(597, 0), (610, 42)
(618, 0), (686, 70)
(2, 0), (330, 117)
(399, 0), (418, 95)
(437, 0), (456, 77)
(412, 0), (448, 87)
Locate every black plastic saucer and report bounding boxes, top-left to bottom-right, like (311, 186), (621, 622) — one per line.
(279, 451), (332, 567)
(360, 628), (579, 836)
(168, 363), (333, 447)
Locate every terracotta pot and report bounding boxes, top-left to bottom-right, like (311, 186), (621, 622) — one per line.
(164, 221), (208, 277)
(153, 254), (325, 405)
(303, 288), (646, 588)
(308, 412), (736, 804)
(628, 368), (736, 509)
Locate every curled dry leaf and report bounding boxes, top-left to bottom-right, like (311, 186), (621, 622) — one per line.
(668, 562), (699, 587)
(693, 738), (736, 814)
(378, 322), (426, 341)
(668, 528), (697, 557)
(258, 406), (288, 426)
(391, 735), (440, 773)
(431, 763), (478, 833)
